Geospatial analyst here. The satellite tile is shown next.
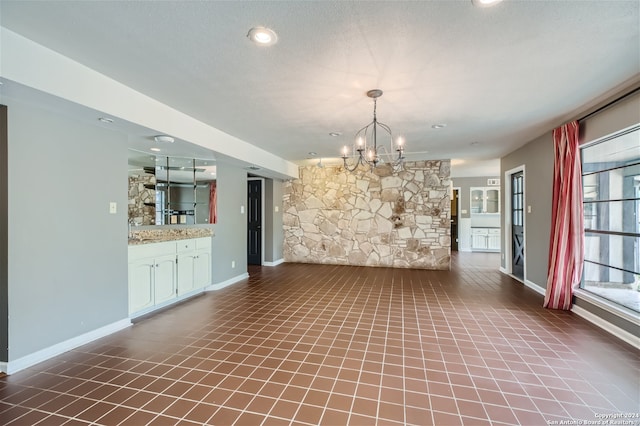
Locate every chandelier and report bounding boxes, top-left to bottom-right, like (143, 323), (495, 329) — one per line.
(341, 89), (405, 172)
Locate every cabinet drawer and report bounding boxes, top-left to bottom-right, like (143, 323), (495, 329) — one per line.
(488, 229), (501, 235)
(195, 237), (211, 250)
(471, 228), (488, 235)
(176, 239), (196, 253)
(129, 241), (176, 261)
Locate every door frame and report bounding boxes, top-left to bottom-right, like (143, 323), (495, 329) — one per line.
(247, 177), (265, 266)
(503, 165), (526, 279)
(451, 186), (460, 251)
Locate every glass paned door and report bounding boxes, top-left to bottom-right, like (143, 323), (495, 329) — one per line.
(511, 172), (524, 279)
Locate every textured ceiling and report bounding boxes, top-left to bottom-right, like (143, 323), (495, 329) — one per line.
(1, 0), (639, 176)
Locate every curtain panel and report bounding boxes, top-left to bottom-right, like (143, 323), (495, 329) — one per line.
(544, 121), (584, 310)
(209, 182), (217, 224)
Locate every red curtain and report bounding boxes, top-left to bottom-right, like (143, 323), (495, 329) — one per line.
(209, 182), (217, 224)
(544, 121), (584, 310)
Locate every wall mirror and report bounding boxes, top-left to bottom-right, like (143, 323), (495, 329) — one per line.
(128, 149), (217, 225)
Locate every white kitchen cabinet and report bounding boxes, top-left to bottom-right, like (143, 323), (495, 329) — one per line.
(470, 187), (500, 214)
(128, 237), (211, 317)
(128, 260), (154, 313)
(471, 228), (500, 252)
(177, 237), (211, 295)
(153, 254), (178, 304)
(487, 229), (501, 251)
(193, 238), (212, 290)
(177, 253), (196, 296)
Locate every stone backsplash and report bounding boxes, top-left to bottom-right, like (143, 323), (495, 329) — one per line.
(283, 160), (451, 270)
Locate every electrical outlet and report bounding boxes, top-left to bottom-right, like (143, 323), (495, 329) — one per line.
(109, 202), (117, 214)
(231, 261), (236, 268)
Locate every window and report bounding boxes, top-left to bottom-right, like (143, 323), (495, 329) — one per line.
(581, 125), (640, 313)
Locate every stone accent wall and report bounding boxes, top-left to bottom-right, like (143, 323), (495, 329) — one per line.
(283, 161), (451, 270)
(128, 174), (156, 225)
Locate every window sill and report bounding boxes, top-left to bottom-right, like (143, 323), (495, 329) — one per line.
(574, 288), (640, 326)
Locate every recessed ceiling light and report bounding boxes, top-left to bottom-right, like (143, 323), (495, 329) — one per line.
(150, 147), (161, 152)
(247, 165), (261, 171)
(432, 124), (447, 129)
(308, 152), (317, 156)
(471, 0), (503, 7)
(471, 141), (480, 145)
(98, 117), (113, 123)
(154, 135), (175, 143)
(329, 132), (342, 137)
(247, 26), (278, 46)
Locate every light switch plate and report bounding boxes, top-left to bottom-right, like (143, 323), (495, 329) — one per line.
(240, 205), (245, 214)
(109, 202), (117, 214)
(527, 205), (532, 213)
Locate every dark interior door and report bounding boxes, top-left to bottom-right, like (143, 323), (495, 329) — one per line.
(247, 180), (262, 265)
(451, 189), (459, 251)
(511, 172), (524, 279)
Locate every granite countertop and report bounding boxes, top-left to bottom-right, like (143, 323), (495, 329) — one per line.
(128, 228), (214, 245)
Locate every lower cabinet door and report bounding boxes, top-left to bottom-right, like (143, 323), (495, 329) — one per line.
(177, 254), (196, 296)
(154, 255), (177, 304)
(471, 233), (488, 250)
(128, 260), (154, 314)
(487, 231), (501, 251)
(193, 250), (211, 289)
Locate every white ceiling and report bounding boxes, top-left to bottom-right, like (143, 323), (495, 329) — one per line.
(1, 0), (639, 177)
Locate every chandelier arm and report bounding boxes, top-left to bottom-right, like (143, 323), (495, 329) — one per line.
(375, 121), (393, 135)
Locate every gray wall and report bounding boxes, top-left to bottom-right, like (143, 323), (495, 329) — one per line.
(264, 178), (284, 263)
(210, 162), (248, 282)
(6, 97), (129, 360)
(501, 132), (554, 288)
(271, 180), (284, 262)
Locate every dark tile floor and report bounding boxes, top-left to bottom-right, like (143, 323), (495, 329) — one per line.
(0, 253), (638, 425)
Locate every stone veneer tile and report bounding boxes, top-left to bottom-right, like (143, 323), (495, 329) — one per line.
(283, 161), (451, 270)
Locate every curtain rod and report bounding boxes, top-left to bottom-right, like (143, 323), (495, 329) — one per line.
(578, 86), (640, 123)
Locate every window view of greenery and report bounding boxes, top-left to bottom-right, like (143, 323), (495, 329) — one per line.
(581, 126), (640, 312)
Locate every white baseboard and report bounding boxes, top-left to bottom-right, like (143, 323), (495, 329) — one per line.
(263, 259), (284, 267)
(205, 272), (249, 291)
(524, 279), (545, 296)
(499, 270), (639, 349)
(499, 269), (545, 296)
(571, 304), (640, 350)
(1, 318), (131, 375)
(458, 248), (473, 252)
